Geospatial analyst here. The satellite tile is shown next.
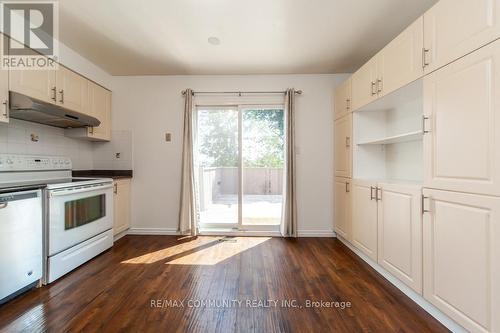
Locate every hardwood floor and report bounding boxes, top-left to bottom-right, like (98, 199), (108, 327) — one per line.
(0, 236), (448, 332)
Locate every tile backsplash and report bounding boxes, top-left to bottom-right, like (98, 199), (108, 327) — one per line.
(0, 119), (133, 170)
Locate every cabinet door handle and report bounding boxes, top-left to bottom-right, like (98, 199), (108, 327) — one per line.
(371, 81), (376, 96)
(346, 98), (350, 111)
(345, 182), (350, 193)
(2, 100), (8, 118)
(422, 48), (430, 69)
(422, 115), (430, 134)
(89, 126), (94, 135)
(114, 183), (118, 194)
(59, 89), (64, 103)
(377, 78), (383, 94)
(376, 187), (382, 201)
(370, 186), (375, 200)
(422, 195), (431, 213)
(51, 87), (57, 101)
(345, 136), (350, 148)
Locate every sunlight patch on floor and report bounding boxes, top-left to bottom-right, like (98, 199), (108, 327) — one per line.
(121, 237), (220, 264)
(167, 237), (271, 266)
(120, 237), (271, 265)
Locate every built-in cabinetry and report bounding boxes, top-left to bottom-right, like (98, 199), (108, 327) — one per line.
(423, 0), (500, 74)
(334, 114), (352, 178)
(113, 179), (131, 236)
(334, 78), (351, 120)
(422, 189), (500, 333)
(335, 0), (500, 331)
(2, 34), (111, 141)
(333, 177), (351, 240)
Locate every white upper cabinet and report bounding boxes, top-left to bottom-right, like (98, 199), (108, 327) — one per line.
(334, 113), (352, 178)
(423, 188), (500, 333)
(423, 0), (500, 74)
(334, 177), (351, 241)
(334, 77), (352, 120)
(423, 39), (500, 196)
(377, 182), (422, 294)
(378, 17), (424, 97)
(351, 57), (378, 111)
(351, 179), (378, 261)
(9, 66), (56, 105)
(55, 66), (88, 115)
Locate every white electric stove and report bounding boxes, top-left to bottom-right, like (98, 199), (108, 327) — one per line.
(0, 154), (114, 284)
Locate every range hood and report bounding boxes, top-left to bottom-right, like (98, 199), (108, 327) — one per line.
(8, 91), (101, 129)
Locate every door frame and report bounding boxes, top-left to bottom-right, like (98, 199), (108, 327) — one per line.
(195, 103), (285, 234)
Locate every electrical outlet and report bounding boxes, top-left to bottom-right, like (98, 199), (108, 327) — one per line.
(165, 133), (172, 142)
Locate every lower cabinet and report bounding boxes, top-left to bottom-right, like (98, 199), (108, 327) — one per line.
(377, 182), (422, 294)
(350, 179), (423, 293)
(351, 179), (378, 261)
(422, 188), (500, 333)
(334, 177), (352, 241)
(113, 179), (131, 236)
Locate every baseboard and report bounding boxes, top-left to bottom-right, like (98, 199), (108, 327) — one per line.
(113, 229), (129, 242)
(336, 236), (467, 333)
(127, 227), (180, 235)
(297, 229), (336, 237)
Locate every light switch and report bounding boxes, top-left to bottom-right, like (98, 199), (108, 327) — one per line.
(165, 133), (172, 142)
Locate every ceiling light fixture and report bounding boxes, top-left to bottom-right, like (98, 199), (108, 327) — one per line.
(208, 37), (220, 45)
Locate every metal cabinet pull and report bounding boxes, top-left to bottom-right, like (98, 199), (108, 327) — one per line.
(114, 183), (118, 194)
(345, 182), (350, 193)
(59, 89), (64, 103)
(376, 187), (382, 201)
(89, 127), (94, 135)
(51, 87), (57, 101)
(422, 195), (431, 213)
(2, 100), (8, 118)
(377, 78), (383, 94)
(370, 186), (375, 200)
(345, 136), (350, 148)
(422, 48), (430, 69)
(346, 98), (350, 111)
(422, 115), (430, 134)
(370, 81), (376, 96)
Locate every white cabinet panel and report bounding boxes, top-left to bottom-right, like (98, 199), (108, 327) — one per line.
(351, 57), (378, 111)
(334, 77), (351, 120)
(424, 0), (500, 73)
(378, 17), (424, 97)
(423, 188), (500, 333)
(351, 179), (378, 261)
(377, 183), (422, 294)
(423, 39), (500, 196)
(55, 66), (88, 114)
(334, 114), (352, 178)
(9, 66), (56, 104)
(334, 177), (351, 241)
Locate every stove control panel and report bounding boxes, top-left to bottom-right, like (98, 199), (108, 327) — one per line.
(0, 154), (72, 171)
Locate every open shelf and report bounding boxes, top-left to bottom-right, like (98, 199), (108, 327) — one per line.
(357, 130), (423, 145)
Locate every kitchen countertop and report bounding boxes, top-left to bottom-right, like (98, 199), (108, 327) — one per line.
(72, 170), (133, 180)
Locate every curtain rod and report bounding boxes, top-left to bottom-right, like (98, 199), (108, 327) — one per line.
(181, 90), (302, 96)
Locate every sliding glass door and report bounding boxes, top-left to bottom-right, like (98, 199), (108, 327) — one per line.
(196, 105), (285, 232)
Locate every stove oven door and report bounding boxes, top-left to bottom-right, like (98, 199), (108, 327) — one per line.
(47, 183), (113, 256)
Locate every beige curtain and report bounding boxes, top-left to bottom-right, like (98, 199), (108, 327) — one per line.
(179, 89), (198, 236)
(281, 88), (298, 237)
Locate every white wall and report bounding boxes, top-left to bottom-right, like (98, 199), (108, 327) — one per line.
(112, 74), (348, 236)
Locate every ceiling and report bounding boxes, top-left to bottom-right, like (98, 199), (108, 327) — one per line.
(58, 0), (437, 76)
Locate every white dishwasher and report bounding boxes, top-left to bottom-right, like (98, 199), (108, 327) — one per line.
(0, 188), (43, 304)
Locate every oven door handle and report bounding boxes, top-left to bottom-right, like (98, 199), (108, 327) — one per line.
(50, 184), (113, 197)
